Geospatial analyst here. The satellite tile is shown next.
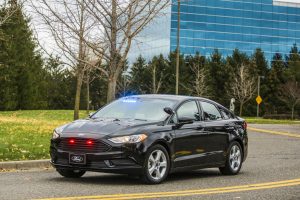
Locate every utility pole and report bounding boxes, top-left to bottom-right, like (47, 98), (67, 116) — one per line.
(175, 0), (180, 95)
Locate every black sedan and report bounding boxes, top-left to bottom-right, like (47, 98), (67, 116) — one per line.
(50, 95), (248, 184)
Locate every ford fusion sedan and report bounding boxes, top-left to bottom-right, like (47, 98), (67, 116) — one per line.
(50, 95), (248, 184)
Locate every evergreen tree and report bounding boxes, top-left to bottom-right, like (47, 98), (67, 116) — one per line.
(286, 44), (300, 82)
(244, 48), (269, 116)
(166, 51), (185, 94)
(148, 54), (169, 94)
(129, 55), (151, 94)
(207, 50), (228, 105)
(0, 2), (46, 110)
(266, 53), (287, 114)
(44, 56), (75, 109)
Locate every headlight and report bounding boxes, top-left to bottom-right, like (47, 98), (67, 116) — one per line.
(52, 130), (60, 139)
(108, 134), (147, 144)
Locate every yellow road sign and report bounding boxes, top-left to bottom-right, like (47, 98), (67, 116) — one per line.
(256, 95), (262, 105)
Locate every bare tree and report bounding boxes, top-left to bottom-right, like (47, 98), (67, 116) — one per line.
(84, 0), (170, 102)
(31, 0), (99, 119)
(183, 56), (210, 97)
(83, 55), (104, 114)
(279, 81), (300, 120)
(117, 71), (131, 97)
(151, 64), (164, 94)
(229, 65), (256, 116)
(149, 56), (167, 94)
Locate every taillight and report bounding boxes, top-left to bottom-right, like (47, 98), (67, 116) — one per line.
(69, 139), (75, 144)
(243, 121), (247, 130)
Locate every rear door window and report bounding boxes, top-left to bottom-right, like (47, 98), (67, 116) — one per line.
(219, 108), (234, 120)
(200, 101), (222, 121)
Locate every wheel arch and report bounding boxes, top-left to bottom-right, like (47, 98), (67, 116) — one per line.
(152, 140), (171, 158)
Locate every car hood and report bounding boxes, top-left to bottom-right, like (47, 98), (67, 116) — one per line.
(58, 118), (158, 138)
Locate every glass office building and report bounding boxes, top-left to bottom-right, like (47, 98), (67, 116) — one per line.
(128, 0), (300, 62)
(171, 0), (300, 61)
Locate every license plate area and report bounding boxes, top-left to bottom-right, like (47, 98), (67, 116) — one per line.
(69, 153), (86, 165)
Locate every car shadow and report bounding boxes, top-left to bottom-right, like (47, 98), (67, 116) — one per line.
(167, 169), (222, 183)
(47, 169), (223, 185)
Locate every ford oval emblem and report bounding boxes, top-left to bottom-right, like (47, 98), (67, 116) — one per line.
(71, 155), (83, 163)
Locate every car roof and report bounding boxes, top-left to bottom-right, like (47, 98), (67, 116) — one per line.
(127, 94), (213, 103)
(126, 94), (231, 111)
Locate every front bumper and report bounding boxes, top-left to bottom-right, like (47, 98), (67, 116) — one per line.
(50, 139), (145, 174)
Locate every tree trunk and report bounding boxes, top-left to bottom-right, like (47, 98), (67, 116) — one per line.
(152, 65), (156, 94)
(74, 68), (84, 120)
(74, 0), (85, 120)
(86, 73), (90, 114)
(106, 0), (118, 103)
(107, 76), (117, 103)
(291, 104), (295, 120)
(239, 102), (244, 117)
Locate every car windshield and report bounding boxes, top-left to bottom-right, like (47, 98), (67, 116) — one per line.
(92, 97), (176, 121)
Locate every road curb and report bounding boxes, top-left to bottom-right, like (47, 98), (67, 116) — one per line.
(0, 159), (52, 170)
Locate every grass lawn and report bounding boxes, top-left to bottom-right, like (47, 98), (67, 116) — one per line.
(0, 110), (89, 162)
(0, 110), (299, 162)
(245, 117), (300, 124)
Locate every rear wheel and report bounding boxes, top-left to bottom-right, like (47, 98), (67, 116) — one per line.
(56, 169), (86, 178)
(219, 141), (243, 175)
(141, 144), (170, 184)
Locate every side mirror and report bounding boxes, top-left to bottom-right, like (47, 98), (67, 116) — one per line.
(178, 117), (194, 125)
(164, 107), (174, 115)
(173, 117), (194, 129)
(88, 112), (95, 118)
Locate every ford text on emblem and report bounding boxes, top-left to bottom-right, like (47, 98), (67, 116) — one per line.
(71, 155), (83, 163)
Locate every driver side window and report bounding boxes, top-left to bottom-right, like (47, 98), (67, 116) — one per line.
(177, 101), (200, 121)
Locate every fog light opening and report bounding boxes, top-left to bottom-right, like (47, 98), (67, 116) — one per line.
(104, 160), (115, 168)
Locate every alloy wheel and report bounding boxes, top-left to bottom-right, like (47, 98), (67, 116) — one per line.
(229, 145), (242, 172)
(147, 150), (167, 180)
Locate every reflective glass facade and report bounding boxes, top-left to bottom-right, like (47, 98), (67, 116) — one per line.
(171, 0), (300, 60)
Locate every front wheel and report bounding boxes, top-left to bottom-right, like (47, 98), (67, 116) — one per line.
(219, 141), (243, 175)
(56, 169), (86, 178)
(141, 144), (170, 184)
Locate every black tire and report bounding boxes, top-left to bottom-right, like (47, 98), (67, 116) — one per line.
(56, 169), (86, 178)
(219, 141), (243, 175)
(141, 144), (170, 184)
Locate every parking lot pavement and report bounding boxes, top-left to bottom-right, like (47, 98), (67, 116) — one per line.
(0, 126), (299, 200)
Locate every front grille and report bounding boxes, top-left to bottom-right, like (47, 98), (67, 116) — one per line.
(57, 138), (111, 153)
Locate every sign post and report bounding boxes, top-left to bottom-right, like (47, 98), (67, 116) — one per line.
(256, 76), (264, 117)
(256, 95), (262, 117)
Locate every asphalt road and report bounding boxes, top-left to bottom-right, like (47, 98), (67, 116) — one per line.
(0, 125), (300, 200)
